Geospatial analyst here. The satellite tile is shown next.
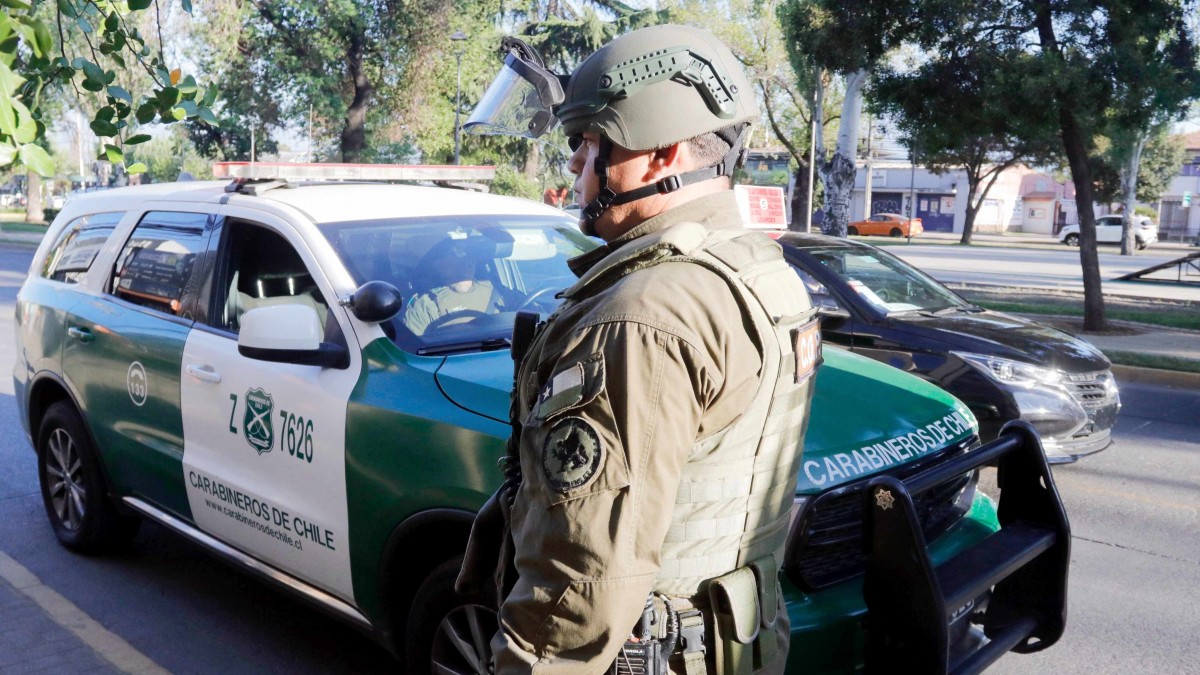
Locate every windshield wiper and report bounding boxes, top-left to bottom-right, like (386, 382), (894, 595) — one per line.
(417, 337), (512, 356)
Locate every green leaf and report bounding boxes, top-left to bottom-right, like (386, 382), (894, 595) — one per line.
(75, 17), (93, 34)
(80, 59), (104, 83)
(110, 53), (126, 68)
(12, 101), (36, 143)
(170, 106), (186, 121)
(89, 119), (118, 137)
(127, 0), (151, 9)
(112, 32), (125, 51)
(135, 102), (156, 124)
(57, 0), (78, 18)
(104, 12), (118, 33)
(19, 142), (53, 177)
(177, 74), (197, 94)
(125, 134), (151, 145)
(96, 106), (115, 122)
(105, 85), (130, 102)
(126, 162), (147, 174)
(0, 36), (18, 57)
(81, 79), (104, 92)
(0, 0), (33, 10)
(32, 20), (52, 57)
(177, 99), (198, 116)
(0, 142), (16, 166)
(156, 86), (180, 106)
(201, 84), (218, 107)
(181, 0), (192, 12)
(104, 144), (123, 163)
(198, 106), (219, 126)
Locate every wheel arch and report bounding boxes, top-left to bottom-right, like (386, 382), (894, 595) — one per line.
(27, 372), (80, 447)
(375, 507), (476, 653)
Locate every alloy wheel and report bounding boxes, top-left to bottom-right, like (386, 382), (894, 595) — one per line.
(429, 602), (498, 675)
(45, 428), (86, 531)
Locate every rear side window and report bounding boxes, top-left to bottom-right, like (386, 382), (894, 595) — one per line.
(111, 212), (210, 316)
(40, 212), (124, 283)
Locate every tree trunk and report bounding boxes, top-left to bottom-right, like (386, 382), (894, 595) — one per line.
(340, 29), (372, 163)
(960, 173), (982, 245)
(25, 171), (42, 223)
(524, 142), (540, 180)
(1118, 132), (1147, 256)
(819, 69), (866, 237)
(790, 163), (811, 231)
(1035, 1), (1105, 331)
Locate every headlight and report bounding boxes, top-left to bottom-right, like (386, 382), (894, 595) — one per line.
(954, 352), (1062, 389)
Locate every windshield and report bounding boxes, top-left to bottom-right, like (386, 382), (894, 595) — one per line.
(807, 247), (969, 315)
(321, 215), (596, 353)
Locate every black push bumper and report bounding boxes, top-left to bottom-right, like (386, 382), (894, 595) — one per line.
(862, 420), (1070, 674)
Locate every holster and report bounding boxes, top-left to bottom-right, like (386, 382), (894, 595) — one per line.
(707, 555), (781, 675)
(456, 488), (506, 602)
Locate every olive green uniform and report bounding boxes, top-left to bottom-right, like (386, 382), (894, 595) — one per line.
(493, 192), (816, 674)
(403, 280), (503, 335)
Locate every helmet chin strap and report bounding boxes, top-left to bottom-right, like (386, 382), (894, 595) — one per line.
(580, 125), (749, 238)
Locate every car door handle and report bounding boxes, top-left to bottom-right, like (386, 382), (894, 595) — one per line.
(186, 364), (223, 384)
(67, 326), (94, 343)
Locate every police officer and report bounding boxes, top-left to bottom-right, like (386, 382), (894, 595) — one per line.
(464, 24), (819, 674)
(404, 242), (505, 335)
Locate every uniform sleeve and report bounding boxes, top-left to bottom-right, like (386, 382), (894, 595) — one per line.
(402, 294), (438, 335)
(494, 319), (727, 674)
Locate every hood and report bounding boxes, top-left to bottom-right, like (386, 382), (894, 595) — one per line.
(890, 309), (1109, 372)
(437, 346), (979, 494)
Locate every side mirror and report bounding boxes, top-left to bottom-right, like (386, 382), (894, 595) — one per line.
(345, 280), (404, 323)
(813, 295), (850, 320)
(237, 304), (349, 369)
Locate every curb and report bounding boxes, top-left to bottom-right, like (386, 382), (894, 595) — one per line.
(1111, 364), (1200, 391)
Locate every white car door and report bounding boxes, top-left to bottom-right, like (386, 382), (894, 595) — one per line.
(1096, 217), (1121, 243)
(179, 207), (361, 604)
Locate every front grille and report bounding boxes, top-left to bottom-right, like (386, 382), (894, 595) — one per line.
(785, 441), (978, 592)
(1062, 370), (1117, 409)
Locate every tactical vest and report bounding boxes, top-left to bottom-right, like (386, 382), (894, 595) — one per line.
(558, 222), (818, 599)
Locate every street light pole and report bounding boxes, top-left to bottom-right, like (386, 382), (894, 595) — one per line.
(451, 30), (468, 165)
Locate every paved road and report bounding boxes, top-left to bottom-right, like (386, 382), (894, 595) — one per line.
(0, 243), (1197, 673)
(884, 244), (1200, 303)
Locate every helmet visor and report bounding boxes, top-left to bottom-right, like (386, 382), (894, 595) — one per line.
(465, 42), (564, 140)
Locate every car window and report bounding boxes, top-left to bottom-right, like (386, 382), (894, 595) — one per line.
(204, 220), (333, 339)
(110, 212), (209, 317)
(320, 215), (595, 353)
(808, 247), (968, 315)
(40, 212), (123, 284)
(790, 265), (839, 309)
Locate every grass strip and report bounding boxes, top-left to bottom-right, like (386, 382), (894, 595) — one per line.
(0, 222), (49, 233)
(1103, 351), (1200, 374)
(970, 298), (1200, 331)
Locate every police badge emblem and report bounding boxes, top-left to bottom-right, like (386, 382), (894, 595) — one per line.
(542, 417), (603, 492)
(874, 487), (895, 511)
(243, 387), (275, 454)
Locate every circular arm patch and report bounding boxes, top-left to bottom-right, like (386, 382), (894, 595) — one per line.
(541, 416), (604, 492)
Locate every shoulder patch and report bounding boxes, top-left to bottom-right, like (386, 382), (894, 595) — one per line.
(541, 416), (604, 493)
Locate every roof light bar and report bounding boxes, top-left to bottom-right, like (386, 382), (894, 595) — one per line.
(212, 161), (496, 182)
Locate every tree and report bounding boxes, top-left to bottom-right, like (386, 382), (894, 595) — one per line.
(1098, 1), (1200, 255)
(1, 0), (217, 178)
(1091, 131), (1187, 206)
(787, 0), (1199, 330)
(778, 0), (912, 237)
(871, 47), (1061, 244)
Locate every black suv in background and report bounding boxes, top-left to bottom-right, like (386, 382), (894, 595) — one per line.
(778, 233), (1121, 463)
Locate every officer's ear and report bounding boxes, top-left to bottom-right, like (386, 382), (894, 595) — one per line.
(644, 142), (686, 180)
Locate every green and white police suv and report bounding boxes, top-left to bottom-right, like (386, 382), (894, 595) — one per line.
(14, 163), (1070, 674)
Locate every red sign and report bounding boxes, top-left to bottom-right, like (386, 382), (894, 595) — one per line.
(734, 185), (788, 229)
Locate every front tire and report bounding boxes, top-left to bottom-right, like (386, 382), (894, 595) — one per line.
(890, 227), (903, 237)
(847, 226), (859, 236)
(407, 557), (498, 675)
(1063, 233), (1080, 246)
(37, 401), (140, 553)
